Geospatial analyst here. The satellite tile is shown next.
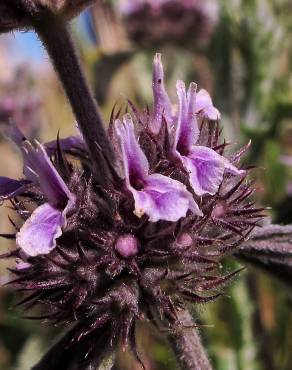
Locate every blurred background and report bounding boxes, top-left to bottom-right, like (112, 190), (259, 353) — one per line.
(0, 0), (292, 369)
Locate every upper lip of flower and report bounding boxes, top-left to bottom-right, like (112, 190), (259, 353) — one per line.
(151, 53), (173, 133)
(22, 140), (75, 209)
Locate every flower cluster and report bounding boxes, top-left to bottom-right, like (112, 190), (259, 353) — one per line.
(0, 55), (263, 364)
(118, 0), (219, 49)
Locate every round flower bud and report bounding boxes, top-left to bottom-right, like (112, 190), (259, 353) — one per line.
(175, 233), (193, 249)
(115, 234), (139, 258)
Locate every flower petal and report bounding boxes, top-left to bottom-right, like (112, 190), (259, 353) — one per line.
(151, 53), (173, 132)
(16, 203), (64, 257)
(174, 81), (199, 153)
(196, 89), (220, 120)
(45, 135), (85, 156)
(115, 114), (149, 186)
(181, 146), (225, 196)
(131, 173), (202, 222)
(23, 141), (75, 209)
(0, 177), (30, 199)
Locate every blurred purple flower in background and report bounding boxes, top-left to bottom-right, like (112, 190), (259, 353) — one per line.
(0, 66), (42, 139)
(118, 0), (219, 49)
(280, 154), (292, 195)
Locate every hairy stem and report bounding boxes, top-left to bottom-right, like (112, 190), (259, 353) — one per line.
(33, 15), (115, 185)
(167, 309), (212, 370)
(235, 224), (292, 291)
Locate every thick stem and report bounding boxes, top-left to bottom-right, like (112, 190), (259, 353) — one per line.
(167, 309), (212, 370)
(33, 15), (115, 185)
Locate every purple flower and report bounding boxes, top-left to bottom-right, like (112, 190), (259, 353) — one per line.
(152, 54), (219, 131)
(115, 114), (202, 222)
(0, 133), (75, 257)
(15, 141), (75, 256)
(152, 55), (244, 196)
(118, 0), (219, 50)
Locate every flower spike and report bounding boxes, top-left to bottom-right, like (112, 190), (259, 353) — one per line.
(0, 53), (263, 369)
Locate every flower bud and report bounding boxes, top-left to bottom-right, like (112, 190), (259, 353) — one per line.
(115, 234), (139, 258)
(175, 233), (193, 249)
